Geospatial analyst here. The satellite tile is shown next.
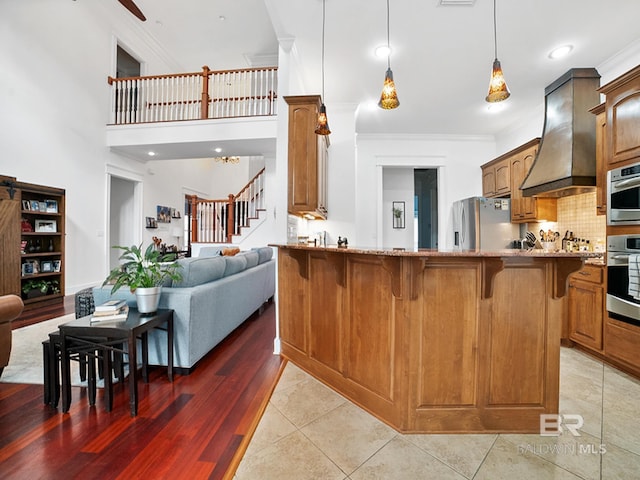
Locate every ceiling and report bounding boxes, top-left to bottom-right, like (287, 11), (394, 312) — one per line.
(112, 0), (640, 141)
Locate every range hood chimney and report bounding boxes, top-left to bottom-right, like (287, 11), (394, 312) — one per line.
(521, 68), (601, 198)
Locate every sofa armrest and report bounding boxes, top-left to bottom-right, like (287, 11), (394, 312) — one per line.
(0, 295), (24, 325)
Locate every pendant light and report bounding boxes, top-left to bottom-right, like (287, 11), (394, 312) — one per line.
(378, 0), (399, 109)
(315, 0), (331, 135)
(485, 0), (510, 103)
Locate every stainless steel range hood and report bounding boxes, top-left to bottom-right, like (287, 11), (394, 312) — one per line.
(521, 68), (601, 198)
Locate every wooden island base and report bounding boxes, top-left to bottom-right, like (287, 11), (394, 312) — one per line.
(274, 245), (588, 433)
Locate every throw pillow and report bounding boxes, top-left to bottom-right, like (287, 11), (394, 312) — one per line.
(221, 247), (240, 256)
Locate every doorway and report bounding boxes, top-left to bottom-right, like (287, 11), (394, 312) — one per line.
(108, 175), (140, 271)
(414, 169), (438, 249)
(116, 45), (140, 78)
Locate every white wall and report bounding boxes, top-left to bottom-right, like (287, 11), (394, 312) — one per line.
(356, 135), (496, 249)
(0, 1), (185, 293)
(382, 168), (414, 249)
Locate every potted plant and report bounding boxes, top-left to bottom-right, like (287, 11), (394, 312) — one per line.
(103, 243), (182, 313)
(22, 279), (60, 299)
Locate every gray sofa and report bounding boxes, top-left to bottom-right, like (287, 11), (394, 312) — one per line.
(92, 247), (275, 372)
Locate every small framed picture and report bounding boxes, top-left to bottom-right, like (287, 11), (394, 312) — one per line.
(45, 199), (58, 213)
(392, 201), (406, 229)
(157, 205), (171, 223)
(53, 260), (61, 272)
(30, 200), (40, 211)
(146, 216), (158, 228)
(22, 260), (39, 276)
(35, 219), (57, 232)
(40, 260), (54, 273)
(39, 201), (47, 211)
(22, 262), (34, 276)
(22, 200), (30, 211)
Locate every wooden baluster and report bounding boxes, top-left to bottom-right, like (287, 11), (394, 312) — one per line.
(226, 194), (235, 242)
(201, 66), (210, 120)
(191, 197), (199, 243)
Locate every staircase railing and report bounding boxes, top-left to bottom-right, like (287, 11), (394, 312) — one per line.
(107, 66), (278, 125)
(189, 168), (265, 244)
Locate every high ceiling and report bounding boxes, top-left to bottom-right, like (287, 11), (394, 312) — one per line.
(114, 0), (640, 138)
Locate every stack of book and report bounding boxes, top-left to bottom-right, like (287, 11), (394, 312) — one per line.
(91, 300), (129, 322)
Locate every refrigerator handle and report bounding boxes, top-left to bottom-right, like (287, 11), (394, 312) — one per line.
(460, 206), (466, 246)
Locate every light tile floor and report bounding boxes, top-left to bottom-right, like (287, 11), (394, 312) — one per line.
(235, 347), (640, 479)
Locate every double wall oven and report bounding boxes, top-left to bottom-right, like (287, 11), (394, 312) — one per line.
(607, 235), (640, 327)
(608, 161), (640, 225)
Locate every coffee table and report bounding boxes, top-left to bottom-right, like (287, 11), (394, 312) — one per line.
(59, 308), (173, 416)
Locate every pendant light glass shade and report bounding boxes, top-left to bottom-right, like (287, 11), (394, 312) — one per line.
(316, 0), (331, 136)
(378, 0), (399, 110)
(485, 0), (510, 103)
(315, 103), (331, 135)
(378, 67), (400, 109)
(486, 58), (510, 102)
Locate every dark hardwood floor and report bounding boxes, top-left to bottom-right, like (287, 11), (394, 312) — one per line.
(0, 297), (284, 479)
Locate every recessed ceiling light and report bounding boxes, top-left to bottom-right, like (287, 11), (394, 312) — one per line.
(148, 151), (156, 156)
(548, 45), (573, 60)
(219, 15), (226, 21)
(375, 45), (391, 59)
(214, 147), (222, 153)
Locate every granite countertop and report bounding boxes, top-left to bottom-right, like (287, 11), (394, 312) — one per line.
(270, 243), (602, 259)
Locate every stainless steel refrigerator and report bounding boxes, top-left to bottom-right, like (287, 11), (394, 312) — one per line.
(452, 197), (520, 250)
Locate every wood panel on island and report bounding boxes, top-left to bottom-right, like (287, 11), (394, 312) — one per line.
(273, 244), (594, 433)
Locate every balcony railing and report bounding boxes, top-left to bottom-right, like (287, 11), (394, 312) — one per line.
(107, 66), (278, 125)
(187, 167), (265, 244)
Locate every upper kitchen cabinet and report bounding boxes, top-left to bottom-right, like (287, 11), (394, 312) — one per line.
(599, 65), (640, 167)
(284, 95), (328, 220)
(482, 139), (557, 222)
(590, 103), (607, 215)
(481, 157), (510, 198)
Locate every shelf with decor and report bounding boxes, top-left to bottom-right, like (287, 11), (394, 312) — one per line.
(17, 181), (65, 308)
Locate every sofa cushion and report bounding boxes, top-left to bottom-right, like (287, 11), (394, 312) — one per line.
(172, 256), (226, 287)
(198, 247), (222, 257)
(224, 255), (247, 276)
(253, 247), (274, 264)
(239, 251), (259, 269)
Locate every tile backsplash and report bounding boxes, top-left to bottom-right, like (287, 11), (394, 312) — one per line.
(528, 192), (606, 248)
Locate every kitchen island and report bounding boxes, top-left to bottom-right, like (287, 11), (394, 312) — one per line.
(272, 244), (597, 433)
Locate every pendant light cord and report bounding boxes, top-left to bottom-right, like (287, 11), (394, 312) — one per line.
(492, 0), (498, 59)
(321, 0), (326, 100)
(386, 0), (391, 69)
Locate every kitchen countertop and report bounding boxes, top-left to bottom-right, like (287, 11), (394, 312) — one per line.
(271, 243), (602, 259)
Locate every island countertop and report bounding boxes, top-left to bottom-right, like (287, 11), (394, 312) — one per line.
(272, 244), (591, 433)
(271, 243), (602, 259)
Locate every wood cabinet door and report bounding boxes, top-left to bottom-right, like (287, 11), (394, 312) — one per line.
(482, 167), (496, 197)
(595, 110), (607, 215)
(494, 159), (511, 195)
(568, 279), (603, 351)
(603, 69), (640, 166)
(0, 186), (20, 296)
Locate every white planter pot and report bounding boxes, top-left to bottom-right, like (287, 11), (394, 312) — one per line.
(135, 286), (162, 313)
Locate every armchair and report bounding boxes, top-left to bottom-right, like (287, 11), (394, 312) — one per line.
(0, 294), (24, 378)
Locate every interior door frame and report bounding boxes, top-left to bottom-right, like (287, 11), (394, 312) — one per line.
(105, 164), (144, 274)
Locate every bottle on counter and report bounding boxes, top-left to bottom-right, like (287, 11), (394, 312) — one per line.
(562, 231), (569, 252)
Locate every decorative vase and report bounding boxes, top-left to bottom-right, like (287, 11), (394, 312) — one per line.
(135, 286), (162, 314)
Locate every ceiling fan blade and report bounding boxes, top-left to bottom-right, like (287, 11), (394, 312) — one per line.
(117, 0), (146, 21)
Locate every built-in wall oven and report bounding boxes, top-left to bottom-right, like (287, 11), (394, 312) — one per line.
(608, 161), (640, 225)
(607, 235), (640, 326)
